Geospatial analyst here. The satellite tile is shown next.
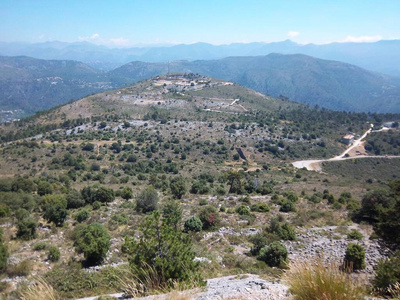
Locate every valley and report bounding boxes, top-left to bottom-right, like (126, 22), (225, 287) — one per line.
(0, 73), (400, 299)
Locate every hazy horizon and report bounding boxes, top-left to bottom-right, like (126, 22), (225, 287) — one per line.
(1, 0), (399, 47)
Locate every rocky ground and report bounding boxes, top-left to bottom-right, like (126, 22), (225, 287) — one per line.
(75, 274), (291, 300)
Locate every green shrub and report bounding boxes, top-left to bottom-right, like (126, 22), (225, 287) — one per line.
(136, 186), (158, 213)
(184, 216), (203, 232)
(110, 212), (128, 225)
(162, 201), (182, 229)
(92, 201), (101, 210)
(236, 205), (251, 216)
(0, 204), (11, 218)
(0, 229), (8, 272)
(122, 211), (204, 291)
(258, 241), (288, 268)
(48, 245), (60, 262)
(277, 222), (296, 241)
(74, 223), (111, 265)
(279, 200), (296, 212)
(17, 219), (38, 240)
(198, 205), (220, 230)
(250, 233), (268, 256)
(42, 194), (68, 226)
(250, 203), (270, 212)
(170, 176), (187, 199)
(373, 253), (400, 296)
(66, 189), (85, 209)
(121, 187), (133, 200)
(15, 208), (30, 221)
(74, 209), (90, 223)
(347, 229), (364, 240)
(308, 194), (322, 204)
(32, 241), (47, 251)
(344, 243), (366, 270)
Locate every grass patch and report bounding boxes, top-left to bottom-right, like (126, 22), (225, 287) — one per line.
(284, 258), (366, 300)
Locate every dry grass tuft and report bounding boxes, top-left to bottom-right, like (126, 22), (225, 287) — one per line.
(18, 277), (60, 300)
(283, 258), (366, 300)
(117, 263), (202, 298)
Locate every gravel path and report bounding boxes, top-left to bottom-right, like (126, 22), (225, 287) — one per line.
(74, 274), (291, 300)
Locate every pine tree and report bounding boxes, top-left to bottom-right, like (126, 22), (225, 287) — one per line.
(123, 211), (204, 289)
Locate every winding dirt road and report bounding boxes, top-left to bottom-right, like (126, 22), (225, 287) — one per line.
(292, 125), (400, 171)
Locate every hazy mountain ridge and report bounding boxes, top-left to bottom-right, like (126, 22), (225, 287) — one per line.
(1, 53), (400, 122)
(0, 56), (115, 119)
(1, 39), (400, 76)
(109, 54), (400, 113)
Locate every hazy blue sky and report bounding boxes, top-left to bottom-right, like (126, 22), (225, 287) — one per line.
(0, 0), (399, 47)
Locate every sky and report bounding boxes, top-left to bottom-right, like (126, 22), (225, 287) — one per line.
(0, 0), (399, 47)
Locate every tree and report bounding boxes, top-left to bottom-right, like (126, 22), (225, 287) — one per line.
(227, 171), (243, 194)
(122, 211), (204, 289)
(37, 181), (54, 196)
(258, 241), (288, 268)
(344, 243), (366, 270)
(48, 245), (60, 262)
(359, 189), (395, 222)
(121, 187), (133, 200)
(17, 219), (38, 240)
(66, 189), (85, 209)
(198, 206), (220, 230)
(184, 216), (203, 232)
(74, 223), (111, 265)
(162, 201), (182, 229)
(74, 209), (90, 223)
(277, 222), (296, 241)
(95, 186), (115, 204)
(170, 176), (187, 199)
(15, 208), (30, 221)
(0, 228), (8, 272)
(136, 186), (159, 213)
(373, 253), (400, 296)
(42, 195), (68, 227)
(279, 200), (296, 212)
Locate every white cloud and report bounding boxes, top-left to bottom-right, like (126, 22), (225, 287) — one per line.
(341, 35), (382, 43)
(288, 31), (299, 38)
(109, 37), (130, 47)
(78, 33), (100, 41)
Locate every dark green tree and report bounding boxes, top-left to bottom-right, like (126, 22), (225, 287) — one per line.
(344, 243), (366, 270)
(227, 171), (243, 194)
(198, 206), (220, 230)
(48, 245), (60, 262)
(122, 211), (204, 289)
(258, 241), (288, 268)
(66, 189), (85, 209)
(184, 216), (203, 232)
(37, 181), (54, 196)
(0, 229), (8, 272)
(95, 186), (115, 204)
(42, 195), (68, 227)
(121, 187), (134, 200)
(74, 223), (111, 265)
(136, 186), (159, 213)
(373, 253), (400, 295)
(17, 219), (38, 240)
(170, 176), (187, 199)
(162, 201), (182, 229)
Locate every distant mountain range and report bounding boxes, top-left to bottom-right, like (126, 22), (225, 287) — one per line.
(1, 53), (400, 122)
(109, 54), (400, 113)
(0, 56), (114, 118)
(1, 40), (399, 76)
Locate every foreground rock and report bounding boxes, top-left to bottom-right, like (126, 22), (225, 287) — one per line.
(74, 274), (291, 300)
